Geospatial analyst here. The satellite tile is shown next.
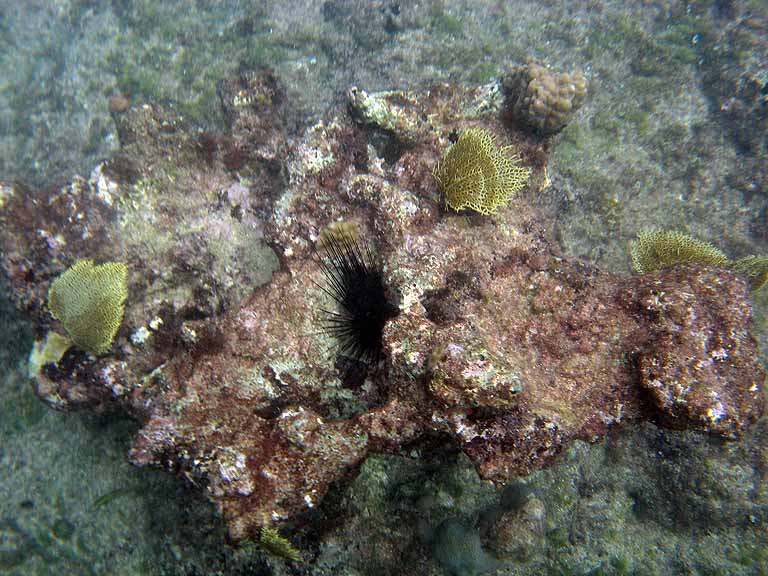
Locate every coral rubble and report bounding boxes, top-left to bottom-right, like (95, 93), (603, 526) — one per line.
(0, 69), (763, 543)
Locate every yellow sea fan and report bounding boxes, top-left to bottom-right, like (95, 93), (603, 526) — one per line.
(630, 231), (729, 274)
(259, 526), (302, 562)
(731, 255), (768, 291)
(317, 220), (360, 249)
(48, 259), (128, 356)
(433, 128), (531, 216)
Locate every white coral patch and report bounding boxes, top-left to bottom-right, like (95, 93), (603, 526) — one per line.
(89, 162), (120, 206)
(0, 181), (14, 209)
(710, 347), (728, 361)
(705, 396), (726, 423)
(131, 326), (151, 345)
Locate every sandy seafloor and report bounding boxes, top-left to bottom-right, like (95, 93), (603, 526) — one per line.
(1, 1), (767, 574)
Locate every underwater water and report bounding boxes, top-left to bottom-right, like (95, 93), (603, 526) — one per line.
(0, 1), (767, 575)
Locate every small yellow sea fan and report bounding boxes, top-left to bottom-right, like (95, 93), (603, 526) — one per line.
(630, 231), (729, 274)
(317, 220), (360, 249)
(433, 128), (531, 216)
(731, 255), (768, 291)
(259, 526), (302, 562)
(48, 259), (128, 356)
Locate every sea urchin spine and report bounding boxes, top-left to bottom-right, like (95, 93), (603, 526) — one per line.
(315, 234), (399, 364)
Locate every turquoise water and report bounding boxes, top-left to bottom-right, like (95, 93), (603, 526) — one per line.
(1, 1), (767, 574)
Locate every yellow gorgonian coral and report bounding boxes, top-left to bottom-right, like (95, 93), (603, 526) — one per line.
(631, 231), (768, 291)
(48, 259), (128, 356)
(259, 526), (302, 562)
(317, 220), (360, 249)
(731, 255), (768, 291)
(433, 128), (531, 216)
(630, 230), (768, 291)
(630, 231), (729, 274)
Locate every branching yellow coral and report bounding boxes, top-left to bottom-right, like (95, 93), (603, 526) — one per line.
(433, 128), (531, 215)
(630, 231), (729, 274)
(48, 259), (128, 356)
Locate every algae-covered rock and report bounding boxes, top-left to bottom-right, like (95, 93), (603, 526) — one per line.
(0, 73), (763, 548)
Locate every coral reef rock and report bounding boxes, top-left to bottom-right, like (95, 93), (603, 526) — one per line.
(0, 69), (763, 542)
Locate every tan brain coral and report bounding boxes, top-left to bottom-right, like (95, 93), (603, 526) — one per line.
(504, 61), (587, 136)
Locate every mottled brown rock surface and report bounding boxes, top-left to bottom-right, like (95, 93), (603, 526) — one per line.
(0, 70), (763, 541)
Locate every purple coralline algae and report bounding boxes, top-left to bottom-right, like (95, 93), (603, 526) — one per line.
(0, 70), (763, 542)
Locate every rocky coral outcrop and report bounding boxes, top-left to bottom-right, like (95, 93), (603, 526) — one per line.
(0, 69), (762, 542)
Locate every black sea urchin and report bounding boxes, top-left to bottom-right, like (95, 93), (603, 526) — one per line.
(315, 234), (399, 365)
